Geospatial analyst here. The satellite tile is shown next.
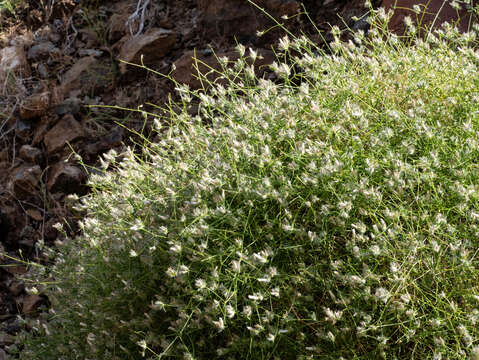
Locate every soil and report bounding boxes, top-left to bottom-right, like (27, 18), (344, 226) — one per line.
(0, 0), (472, 356)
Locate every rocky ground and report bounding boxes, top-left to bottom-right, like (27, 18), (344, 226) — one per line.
(0, 0), (475, 357)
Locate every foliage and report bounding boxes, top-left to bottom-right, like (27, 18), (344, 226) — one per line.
(18, 9), (479, 360)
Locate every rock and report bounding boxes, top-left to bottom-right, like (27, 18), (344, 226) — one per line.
(47, 162), (86, 194)
(22, 294), (43, 314)
(108, 0), (134, 42)
(85, 126), (124, 155)
(18, 228), (36, 248)
(3, 264), (27, 276)
(198, 0), (258, 42)
(0, 348), (7, 360)
(19, 91), (50, 120)
(19, 145), (42, 164)
(382, 0), (478, 34)
(172, 48), (275, 89)
(32, 115), (57, 146)
(0, 45), (30, 81)
(54, 97), (81, 116)
(25, 209), (43, 222)
(197, 0), (299, 42)
(43, 218), (59, 241)
(37, 62), (49, 78)
(15, 119), (33, 139)
(119, 28), (177, 74)
(0, 332), (14, 346)
(27, 41), (59, 60)
(43, 114), (84, 154)
(9, 280), (24, 297)
(60, 56), (115, 97)
(9, 165), (42, 200)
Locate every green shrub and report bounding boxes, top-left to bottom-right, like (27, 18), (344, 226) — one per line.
(19, 10), (479, 360)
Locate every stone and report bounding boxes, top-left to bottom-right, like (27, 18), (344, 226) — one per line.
(47, 162), (86, 194)
(3, 264), (27, 276)
(19, 91), (50, 120)
(0, 45), (30, 82)
(0, 348), (7, 360)
(172, 48), (275, 89)
(22, 294), (43, 314)
(26, 208), (43, 222)
(0, 332), (14, 346)
(9, 280), (24, 297)
(19, 145), (42, 164)
(43, 114), (84, 154)
(9, 165), (42, 200)
(119, 28), (177, 74)
(108, 0), (135, 43)
(382, 0), (478, 34)
(27, 41), (59, 60)
(197, 0), (299, 42)
(60, 56), (115, 97)
(54, 97), (81, 116)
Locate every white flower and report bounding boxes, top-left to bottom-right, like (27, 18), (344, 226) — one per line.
(195, 279), (207, 289)
(231, 260), (241, 273)
(226, 305), (235, 319)
(243, 305), (252, 318)
(166, 267), (177, 277)
(375, 287), (391, 304)
(267, 333), (276, 342)
(212, 318), (225, 331)
(129, 249), (138, 257)
(248, 293), (264, 301)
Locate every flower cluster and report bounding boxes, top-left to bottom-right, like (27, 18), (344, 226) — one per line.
(18, 9), (479, 360)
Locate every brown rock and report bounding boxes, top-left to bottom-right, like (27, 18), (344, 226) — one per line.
(118, 28), (177, 74)
(43, 218), (59, 241)
(43, 114), (84, 154)
(60, 56), (115, 97)
(108, 0), (135, 42)
(26, 208), (43, 222)
(19, 144), (42, 164)
(172, 48), (275, 89)
(47, 162), (86, 194)
(19, 91), (50, 120)
(0, 332), (14, 346)
(382, 0), (478, 34)
(198, 0), (258, 41)
(3, 264), (27, 275)
(9, 280), (24, 297)
(0, 45), (30, 82)
(32, 115), (57, 146)
(22, 294), (43, 314)
(9, 164), (42, 200)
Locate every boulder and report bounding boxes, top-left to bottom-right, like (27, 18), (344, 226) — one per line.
(60, 56), (115, 97)
(47, 162), (86, 194)
(197, 0), (300, 42)
(382, 0), (478, 34)
(43, 114), (84, 154)
(118, 28), (177, 74)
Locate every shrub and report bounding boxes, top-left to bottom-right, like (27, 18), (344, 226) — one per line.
(19, 11), (479, 360)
